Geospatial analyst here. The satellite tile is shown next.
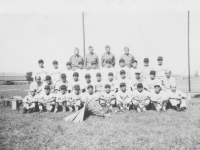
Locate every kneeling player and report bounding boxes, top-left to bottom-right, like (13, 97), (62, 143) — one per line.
(68, 85), (82, 112)
(54, 85), (68, 113)
(22, 88), (37, 114)
(38, 85), (56, 112)
(116, 83), (132, 112)
(99, 84), (116, 110)
(132, 83), (150, 112)
(150, 84), (169, 112)
(167, 83), (187, 111)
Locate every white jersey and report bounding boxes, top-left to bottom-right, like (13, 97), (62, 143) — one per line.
(38, 93), (56, 104)
(55, 80), (72, 91)
(103, 79), (118, 91)
(116, 90), (132, 104)
(161, 77), (176, 90)
(49, 67), (62, 83)
(116, 66), (130, 79)
(141, 65), (152, 79)
(117, 78), (132, 90)
(70, 79), (83, 91)
(68, 91), (82, 102)
(100, 91), (116, 99)
(167, 90), (186, 100)
(150, 91), (169, 103)
(154, 64), (167, 79)
(42, 82), (56, 93)
(82, 81), (95, 92)
(84, 92), (99, 102)
(94, 80), (104, 93)
(55, 92), (68, 103)
(131, 77), (145, 91)
(102, 67), (117, 80)
(88, 69), (101, 82)
(132, 90), (150, 102)
(144, 77), (162, 92)
(75, 68), (88, 82)
(129, 67), (140, 80)
(32, 67), (48, 81)
(29, 81), (44, 95)
(23, 94), (37, 103)
(63, 69), (74, 81)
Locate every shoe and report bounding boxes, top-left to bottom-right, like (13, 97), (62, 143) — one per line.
(75, 107), (79, 112)
(162, 107), (167, 112)
(137, 108), (141, 113)
(180, 107), (186, 112)
(22, 108), (27, 114)
(69, 108), (73, 112)
(63, 109), (66, 112)
(176, 106), (181, 111)
(142, 107), (146, 112)
(54, 109), (58, 113)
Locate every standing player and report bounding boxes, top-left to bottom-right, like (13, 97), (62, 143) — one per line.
(99, 84), (116, 110)
(43, 75), (56, 93)
(94, 72), (104, 95)
(38, 85), (56, 112)
(116, 58), (129, 79)
(63, 62), (74, 81)
(116, 83), (133, 112)
(120, 47), (135, 69)
(54, 85), (68, 113)
(132, 83), (151, 112)
(150, 84), (169, 112)
(101, 45), (115, 68)
(131, 70), (145, 91)
(154, 56), (167, 80)
(70, 48), (84, 71)
(103, 72), (118, 93)
(85, 46), (100, 70)
(129, 60), (140, 80)
(75, 61), (88, 82)
(144, 70), (162, 92)
(167, 83), (187, 111)
(29, 76), (44, 95)
(32, 59), (48, 81)
(49, 60), (62, 83)
(55, 73), (72, 93)
(102, 59), (116, 80)
(141, 58), (152, 79)
(161, 70), (176, 91)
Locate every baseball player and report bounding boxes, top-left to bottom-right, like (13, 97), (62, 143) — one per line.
(69, 48), (84, 71)
(43, 75), (56, 93)
(117, 70), (132, 91)
(22, 88), (37, 114)
(132, 83), (151, 112)
(116, 58), (129, 79)
(68, 85), (82, 112)
(32, 59), (48, 81)
(150, 84), (169, 112)
(55, 73), (72, 93)
(88, 61), (101, 82)
(85, 46), (100, 70)
(54, 85), (68, 113)
(141, 58), (152, 79)
(131, 70), (145, 91)
(102, 59), (116, 80)
(29, 76), (44, 96)
(49, 60), (62, 83)
(94, 72), (104, 95)
(167, 83), (187, 111)
(154, 56), (167, 79)
(82, 74), (95, 93)
(129, 60), (140, 80)
(75, 61), (88, 82)
(144, 70), (162, 92)
(103, 72), (118, 93)
(70, 72), (83, 92)
(161, 70), (176, 91)
(120, 47), (135, 68)
(101, 45), (115, 68)
(99, 84), (116, 110)
(116, 83), (133, 112)
(63, 62), (74, 81)
(38, 85), (56, 112)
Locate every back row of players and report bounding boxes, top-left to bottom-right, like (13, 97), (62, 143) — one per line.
(22, 56), (187, 114)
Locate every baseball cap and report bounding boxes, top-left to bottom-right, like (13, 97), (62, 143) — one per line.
(73, 72), (79, 77)
(60, 85), (67, 90)
(66, 62), (71, 65)
(45, 75), (51, 80)
(119, 58), (125, 63)
(120, 70), (126, 74)
(91, 61), (96, 65)
(96, 72), (101, 76)
(61, 73), (66, 78)
(150, 70), (156, 75)
(78, 61), (83, 65)
(53, 60), (58, 64)
(108, 72), (113, 76)
(135, 69), (141, 74)
(105, 84), (111, 88)
(154, 82), (161, 88)
(120, 82), (126, 87)
(85, 74), (91, 78)
(106, 59), (112, 63)
(74, 85), (80, 90)
(157, 56), (163, 61)
(165, 69), (171, 74)
(87, 84), (93, 89)
(144, 58), (149, 62)
(105, 45), (110, 49)
(44, 85), (50, 89)
(170, 83), (177, 88)
(133, 60), (137, 63)
(137, 83), (143, 88)
(38, 59), (44, 63)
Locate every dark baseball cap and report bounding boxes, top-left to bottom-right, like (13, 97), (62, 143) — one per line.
(66, 62), (71, 65)
(133, 60), (137, 63)
(44, 85), (50, 89)
(73, 72), (79, 77)
(120, 82), (126, 87)
(157, 56), (163, 61)
(78, 61), (83, 65)
(108, 72), (113, 76)
(38, 59), (44, 63)
(120, 70), (126, 74)
(91, 61), (96, 65)
(119, 58), (125, 63)
(137, 83), (143, 88)
(53, 60), (58, 64)
(45, 75), (51, 80)
(150, 70), (156, 75)
(85, 74), (91, 78)
(74, 85), (80, 90)
(144, 58), (149, 62)
(105, 84), (111, 88)
(96, 72), (101, 76)
(60, 85), (67, 90)
(61, 73), (66, 78)
(87, 84), (93, 89)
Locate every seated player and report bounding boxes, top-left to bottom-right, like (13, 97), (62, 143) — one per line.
(38, 85), (56, 112)
(29, 75), (44, 95)
(76, 61), (88, 82)
(132, 83), (150, 112)
(116, 58), (129, 79)
(129, 60), (140, 80)
(150, 84), (169, 112)
(116, 83), (132, 112)
(94, 72), (104, 95)
(70, 72), (82, 92)
(63, 62), (74, 81)
(103, 72), (118, 93)
(161, 70), (176, 91)
(131, 70), (145, 91)
(88, 61), (101, 82)
(102, 59), (116, 80)
(144, 70), (162, 92)
(68, 85), (82, 112)
(82, 74), (95, 93)
(167, 83), (187, 111)
(55, 73), (71, 93)
(99, 84), (116, 110)
(54, 85), (68, 113)
(43, 75), (56, 93)
(117, 70), (132, 91)
(83, 84), (111, 117)
(22, 88), (37, 114)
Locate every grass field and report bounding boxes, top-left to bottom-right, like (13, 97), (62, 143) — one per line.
(0, 82), (200, 150)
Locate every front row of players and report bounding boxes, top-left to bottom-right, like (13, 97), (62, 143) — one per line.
(22, 81), (187, 115)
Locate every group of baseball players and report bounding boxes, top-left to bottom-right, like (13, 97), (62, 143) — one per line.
(22, 46), (187, 116)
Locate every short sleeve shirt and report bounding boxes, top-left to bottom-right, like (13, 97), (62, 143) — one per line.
(55, 80), (72, 91)
(56, 92), (68, 102)
(85, 53), (99, 69)
(120, 54), (135, 68)
(101, 52), (115, 67)
(49, 68), (62, 83)
(32, 67), (48, 81)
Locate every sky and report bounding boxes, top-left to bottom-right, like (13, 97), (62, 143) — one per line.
(0, 1), (199, 75)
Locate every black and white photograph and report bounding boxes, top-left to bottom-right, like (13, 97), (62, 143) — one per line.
(0, 1), (200, 149)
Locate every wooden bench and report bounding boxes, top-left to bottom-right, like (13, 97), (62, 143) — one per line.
(1, 96), (22, 110)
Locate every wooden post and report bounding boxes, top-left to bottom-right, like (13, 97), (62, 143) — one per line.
(82, 12), (86, 61)
(188, 11), (191, 93)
